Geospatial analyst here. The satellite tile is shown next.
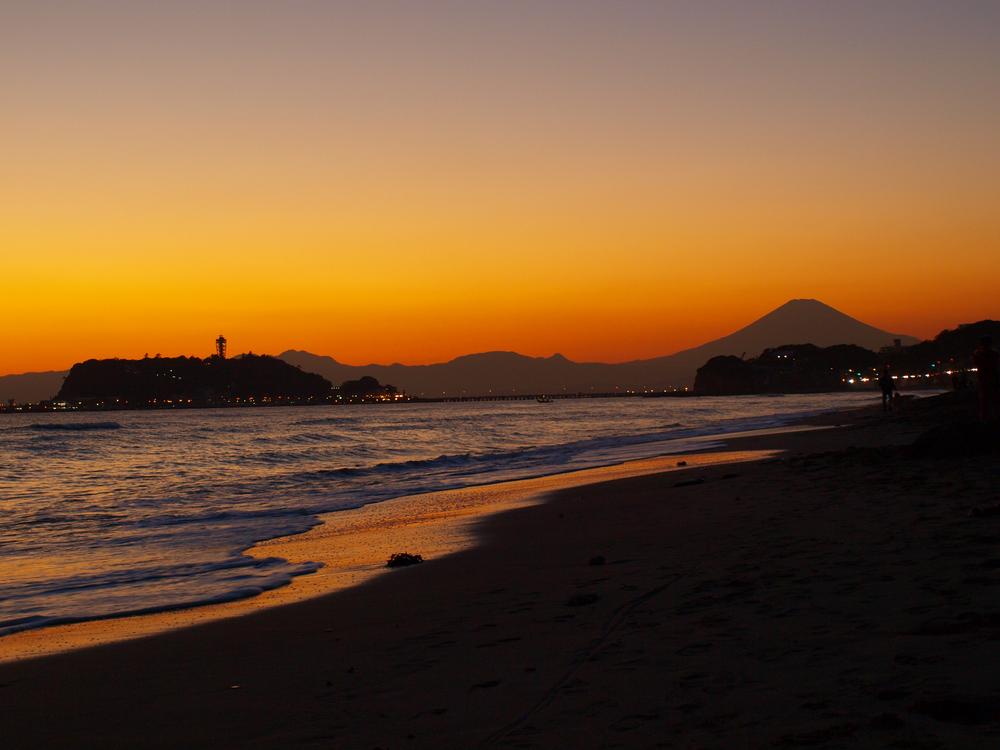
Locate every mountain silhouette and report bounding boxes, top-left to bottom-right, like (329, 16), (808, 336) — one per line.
(280, 299), (917, 397)
(676, 299), (918, 359)
(0, 370), (67, 405)
(618, 298), (919, 385)
(0, 300), (918, 402)
(276, 350), (618, 398)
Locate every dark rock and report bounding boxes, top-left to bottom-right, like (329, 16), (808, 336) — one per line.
(588, 555), (606, 566)
(565, 593), (600, 607)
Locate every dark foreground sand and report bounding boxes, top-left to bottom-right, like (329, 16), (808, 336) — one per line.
(3, 393), (999, 749)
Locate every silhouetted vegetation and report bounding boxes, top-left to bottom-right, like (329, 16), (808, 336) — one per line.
(339, 376), (399, 402)
(694, 321), (1000, 396)
(695, 344), (879, 395)
(883, 320), (1000, 374)
(57, 354), (333, 406)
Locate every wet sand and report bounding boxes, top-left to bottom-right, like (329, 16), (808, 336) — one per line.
(0, 448), (774, 663)
(3, 393), (999, 748)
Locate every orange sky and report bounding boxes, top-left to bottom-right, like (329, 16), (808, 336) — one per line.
(2, 2), (998, 374)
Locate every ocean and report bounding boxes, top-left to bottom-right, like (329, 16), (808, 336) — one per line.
(0, 393), (881, 636)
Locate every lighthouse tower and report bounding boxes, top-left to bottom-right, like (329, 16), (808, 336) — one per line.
(215, 335), (227, 360)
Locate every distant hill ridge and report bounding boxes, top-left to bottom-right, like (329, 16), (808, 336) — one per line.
(0, 370), (68, 405)
(0, 299), (919, 402)
(279, 299), (917, 397)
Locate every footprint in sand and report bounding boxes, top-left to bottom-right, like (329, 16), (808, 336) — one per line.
(469, 680), (502, 690)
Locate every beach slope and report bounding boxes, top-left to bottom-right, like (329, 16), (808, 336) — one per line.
(2, 393), (999, 749)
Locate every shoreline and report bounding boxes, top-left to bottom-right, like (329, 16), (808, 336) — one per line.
(0, 403), (870, 662)
(0, 446), (780, 663)
(3, 392), (994, 747)
(0, 385), (948, 415)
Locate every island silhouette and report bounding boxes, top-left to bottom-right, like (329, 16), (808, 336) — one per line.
(55, 353), (333, 407)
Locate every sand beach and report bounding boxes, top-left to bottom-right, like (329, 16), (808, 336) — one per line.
(2, 392), (999, 749)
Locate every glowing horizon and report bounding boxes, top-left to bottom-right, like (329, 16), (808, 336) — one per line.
(3, 2), (998, 374)
(1, 295), (985, 376)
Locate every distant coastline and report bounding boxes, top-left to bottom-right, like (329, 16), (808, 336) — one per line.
(1, 389), (699, 414)
(0, 299), (919, 404)
(3, 304), (993, 412)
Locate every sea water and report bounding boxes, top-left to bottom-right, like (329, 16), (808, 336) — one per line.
(0, 393), (880, 635)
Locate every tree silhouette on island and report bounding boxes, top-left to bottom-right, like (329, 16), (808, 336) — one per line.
(56, 353), (334, 407)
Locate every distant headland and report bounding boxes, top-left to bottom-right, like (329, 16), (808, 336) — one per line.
(56, 352), (332, 409)
(693, 320), (999, 396)
(4, 337), (406, 412)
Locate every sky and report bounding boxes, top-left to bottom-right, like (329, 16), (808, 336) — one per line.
(2, 1), (998, 374)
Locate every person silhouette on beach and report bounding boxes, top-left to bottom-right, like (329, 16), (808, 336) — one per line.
(972, 336), (1000, 423)
(878, 365), (896, 412)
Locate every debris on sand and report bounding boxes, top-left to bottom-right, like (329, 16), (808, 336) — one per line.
(386, 552), (424, 568)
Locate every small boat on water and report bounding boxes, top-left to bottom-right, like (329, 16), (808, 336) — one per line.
(536, 396), (553, 403)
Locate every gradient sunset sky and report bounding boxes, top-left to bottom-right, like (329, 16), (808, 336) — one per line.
(3, 1), (998, 374)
